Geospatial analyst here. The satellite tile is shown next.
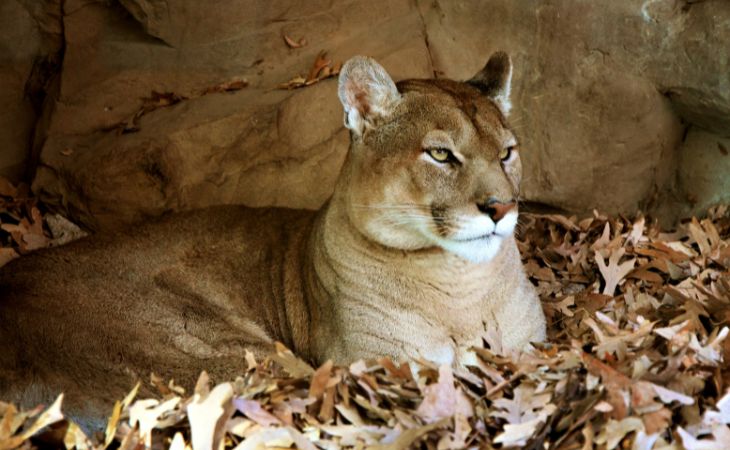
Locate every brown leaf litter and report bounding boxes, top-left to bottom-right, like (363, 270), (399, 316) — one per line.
(0, 177), (86, 268)
(1, 204), (729, 449)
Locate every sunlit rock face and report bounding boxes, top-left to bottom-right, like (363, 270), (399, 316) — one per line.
(418, 0), (730, 221)
(2, 0), (727, 229)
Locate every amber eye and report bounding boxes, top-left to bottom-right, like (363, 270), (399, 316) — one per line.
(500, 146), (515, 162)
(427, 148), (453, 163)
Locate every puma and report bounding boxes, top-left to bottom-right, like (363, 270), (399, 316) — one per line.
(0, 52), (546, 428)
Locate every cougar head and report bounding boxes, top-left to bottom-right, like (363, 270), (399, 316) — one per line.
(337, 52), (522, 264)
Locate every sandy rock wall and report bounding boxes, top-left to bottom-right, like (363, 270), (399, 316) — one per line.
(420, 0), (729, 217)
(28, 0), (432, 229)
(0, 0), (727, 230)
(0, 0), (62, 182)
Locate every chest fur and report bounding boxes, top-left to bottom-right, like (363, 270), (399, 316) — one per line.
(307, 223), (519, 364)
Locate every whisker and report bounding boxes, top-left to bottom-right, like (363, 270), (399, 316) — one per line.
(351, 204), (431, 211)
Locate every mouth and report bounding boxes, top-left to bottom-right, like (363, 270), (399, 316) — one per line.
(452, 230), (511, 242)
(453, 233), (495, 242)
(433, 229), (507, 264)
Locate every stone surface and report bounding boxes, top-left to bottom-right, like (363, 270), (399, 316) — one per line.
(0, 0), (42, 181)
(641, 0), (730, 136)
(678, 127), (730, 216)
(32, 0), (433, 230)
(417, 0), (730, 216)
(3, 0), (727, 229)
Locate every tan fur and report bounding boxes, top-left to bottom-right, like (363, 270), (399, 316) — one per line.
(0, 53), (545, 428)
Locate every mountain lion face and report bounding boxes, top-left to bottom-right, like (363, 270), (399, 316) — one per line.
(338, 53), (522, 263)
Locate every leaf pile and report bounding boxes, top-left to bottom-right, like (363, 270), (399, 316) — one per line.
(0, 177), (86, 268)
(1, 207), (729, 449)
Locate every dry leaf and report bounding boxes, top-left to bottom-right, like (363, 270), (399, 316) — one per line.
(491, 384), (556, 446)
(596, 417), (644, 450)
(416, 365), (473, 423)
(63, 421), (92, 449)
(677, 426), (730, 450)
(203, 77), (248, 94)
(309, 360), (334, 399)
(369, 418), (449, 450)
(277, 51), (342, 89)
(187, 383), (233, 450)
(283, 34), (307, 48)
(233, 398), (280, 426)
(595, 248), (636, 295)
(169, 432), (186, 450)
(493, 418), (546, 447)
(104, 400), (122, 448)
(0, 248), (19, 268)
(129, 397), (180, 447)
(271, 342), (314, 377)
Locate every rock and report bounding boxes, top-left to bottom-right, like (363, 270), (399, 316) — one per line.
(641, 0), (730, 136)
(418, 0), (692, 216)
(34, 84), (346, 229)
(25, 0), (730, 229)
(418, 0), (730, 218)
(678, 128), (730, 216)
(33, 0), (433, 230)
(0, 0), (42, 181)
(17, 0), (63, 56)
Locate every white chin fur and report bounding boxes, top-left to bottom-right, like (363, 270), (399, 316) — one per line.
(437, 235), (506, 263)
(360, 210), (519, 263)
(435, 211), (519, 264)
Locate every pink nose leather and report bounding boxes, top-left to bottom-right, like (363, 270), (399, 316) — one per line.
(478, 200), (516, 221)
(490, 202), (515, 221)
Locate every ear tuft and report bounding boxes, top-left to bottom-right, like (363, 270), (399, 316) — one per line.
(467, 51), (513, 116)
(338, 56), (400, 135)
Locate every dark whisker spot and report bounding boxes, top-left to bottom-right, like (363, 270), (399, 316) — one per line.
(430, 204), (449, 237)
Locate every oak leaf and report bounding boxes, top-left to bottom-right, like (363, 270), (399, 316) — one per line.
(595, 247), (636, 295)
(416, 365), (473, 423)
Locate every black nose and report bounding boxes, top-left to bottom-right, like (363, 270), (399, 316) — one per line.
(477, 198), (516, 221)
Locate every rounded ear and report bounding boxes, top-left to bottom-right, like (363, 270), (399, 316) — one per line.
(338, 56), (400, 136)
(467, 51), (513, 116)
